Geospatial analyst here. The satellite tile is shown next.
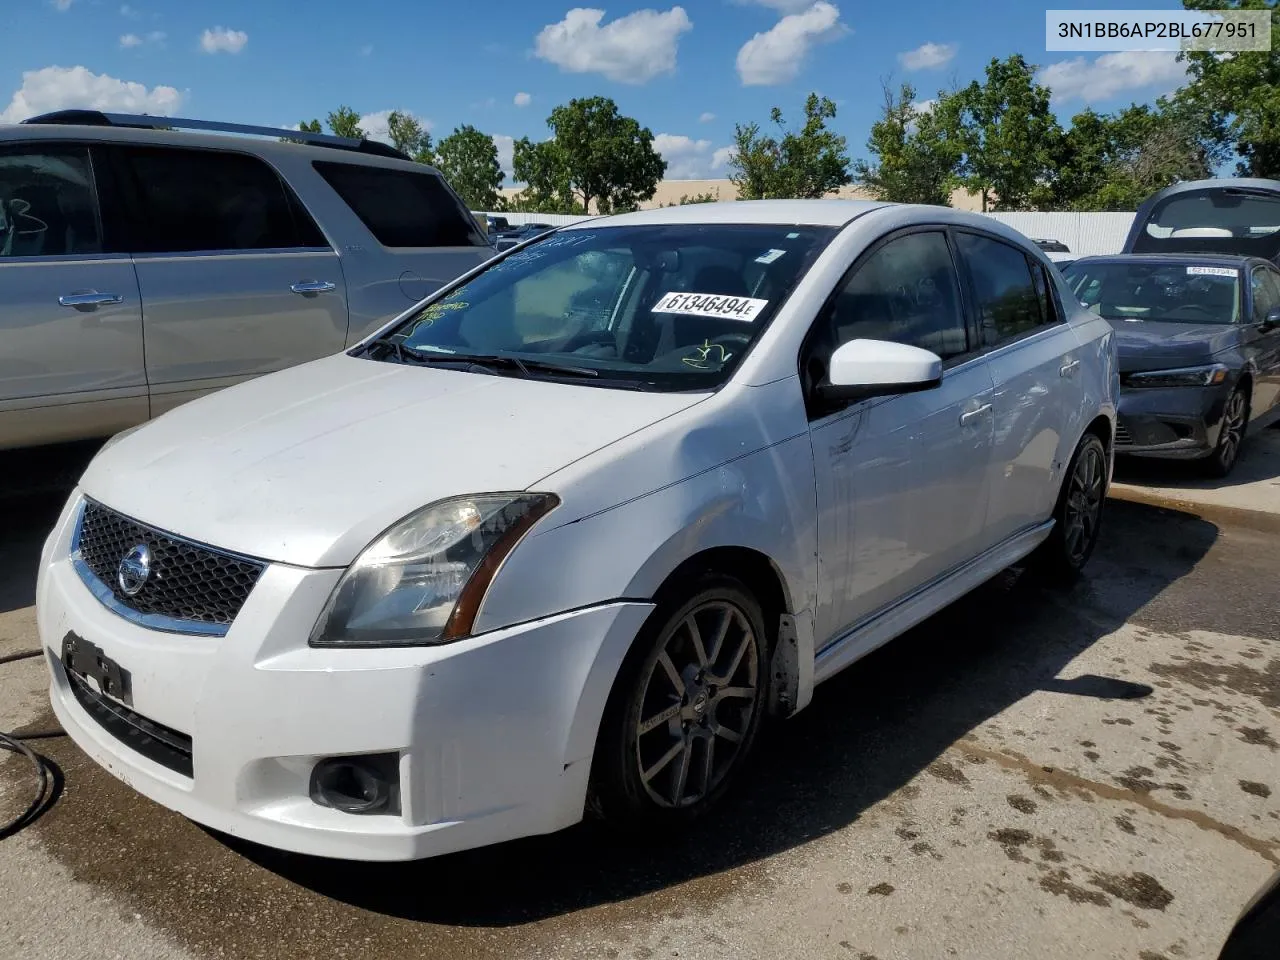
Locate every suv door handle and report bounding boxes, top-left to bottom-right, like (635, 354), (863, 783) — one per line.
(291, 280), (337, 295)
(1060, 358), (1081, 377)
(959, 403), (993, 426)
(59, 292), (123, 308)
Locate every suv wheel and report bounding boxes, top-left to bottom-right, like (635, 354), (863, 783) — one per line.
(590, 573), (768, 827)
(1034, 432), (1107, 581)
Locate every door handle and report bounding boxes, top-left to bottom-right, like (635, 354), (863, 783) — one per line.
(291, 280), (337, 295)
(59, 292), (123, 308)
(959, 403), (993, 426)
(1060, 358), (1081, 377)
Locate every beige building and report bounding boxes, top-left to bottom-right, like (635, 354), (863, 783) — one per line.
(500, 179), (985, 212)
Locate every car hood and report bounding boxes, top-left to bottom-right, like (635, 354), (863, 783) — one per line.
(1106, 319), (1239, 373)
(80, 354), (708, 568)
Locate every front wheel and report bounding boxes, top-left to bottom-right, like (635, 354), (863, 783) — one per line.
(1203, 385), (1249, 478)
(1033, 432), (1107, 581)
(589, 573), (769, 828)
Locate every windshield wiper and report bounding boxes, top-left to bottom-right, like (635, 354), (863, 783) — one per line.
(392, 346), (600, 379)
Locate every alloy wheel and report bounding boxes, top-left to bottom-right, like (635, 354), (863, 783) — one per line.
(634, 601), (760, 809)
(1217, 389), (1247, 470)
(1063, 441), (1105, 566)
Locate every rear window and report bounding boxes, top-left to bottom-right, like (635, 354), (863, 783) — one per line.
(1132, 188), (1280, 261)
(313, 161), (487, 248)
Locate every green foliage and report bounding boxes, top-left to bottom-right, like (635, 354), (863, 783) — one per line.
(511, 137), (579, 213)
(673, 190), (720, 205)
(852, 83), (960, 206)
(386, 111), (434, 163)
(298, 119), (322, 134)
(435, 125), (504, 210)
(545, 96), (666, 213)
(729, 93), (851, 199)
(326, 105), (364, 140)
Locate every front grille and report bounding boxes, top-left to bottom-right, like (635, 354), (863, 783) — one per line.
(64, 665), (194, 777)
(1114, 422), (1133, 447)
(75, 499), (265, 630)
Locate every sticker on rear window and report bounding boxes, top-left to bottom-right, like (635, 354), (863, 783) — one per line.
(1187, 266), (1237, 277)
(651, 291), (768, 322)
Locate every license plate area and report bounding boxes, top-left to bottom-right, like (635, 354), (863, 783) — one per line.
(62, 631), (132, 706)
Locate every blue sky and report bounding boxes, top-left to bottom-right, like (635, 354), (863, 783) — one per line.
(2, 0), (1195, 181)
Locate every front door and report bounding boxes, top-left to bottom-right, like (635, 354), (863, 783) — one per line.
(1247, 265), (1280, 418)
(105, 144), (350, 415)
(0, 144), (147, 448)
(803, 229), (995, 648)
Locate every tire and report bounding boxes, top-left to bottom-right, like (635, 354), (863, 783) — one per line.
(1033, 431), (1108, 582)
(589, 572), (770, 829)
(1203, 385), (1249, 478)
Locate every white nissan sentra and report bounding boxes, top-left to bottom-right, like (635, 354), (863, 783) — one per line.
(37, 200), (1117, 861)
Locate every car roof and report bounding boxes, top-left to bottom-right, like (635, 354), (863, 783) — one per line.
(1137, 177), (1280, 203)
(0, 121), (443, 175)
(562, 199), (889, 229)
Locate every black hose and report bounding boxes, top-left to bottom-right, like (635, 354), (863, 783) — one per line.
(0, 648), (65, 839)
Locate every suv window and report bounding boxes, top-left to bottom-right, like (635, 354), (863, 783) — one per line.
(115, 146), (321, 254)
(1252, 267), (1280, 323)
(313, 161), (487, 248)
(957, 232), (1048, 345)
(0, 146), (101, 258)
(810, 231), (969, 378)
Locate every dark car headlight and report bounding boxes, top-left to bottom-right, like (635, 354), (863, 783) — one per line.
(1123, 363), (1229, 389)
(310, 493), (559, 647)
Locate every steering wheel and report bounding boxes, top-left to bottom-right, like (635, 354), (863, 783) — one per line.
(707, 332), (751, 353)
(566, 330), (619, 353)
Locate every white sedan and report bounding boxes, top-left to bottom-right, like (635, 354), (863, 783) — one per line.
(37, 200), (1118, 861)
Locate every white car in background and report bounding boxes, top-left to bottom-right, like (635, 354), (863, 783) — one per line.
(37, 200), (1117, 861)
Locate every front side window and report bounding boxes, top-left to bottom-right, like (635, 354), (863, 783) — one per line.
(362, 223), (837, 390)
(956, 233), (1047, 345)
(0, 146), (101, 258)
(1064, 261), (1241, 325)
(1252, 267), (1280, 323)
(116, 146), (316, 253)
(313, 161), (487, 248)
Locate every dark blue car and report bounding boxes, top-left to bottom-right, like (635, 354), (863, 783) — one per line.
(1062, 254), (1280, 476)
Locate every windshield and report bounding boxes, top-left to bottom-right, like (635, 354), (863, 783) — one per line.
(1063, 260), (1241, 325)
(367, 223), (837, 390)
(1131, 188), (1280, 261)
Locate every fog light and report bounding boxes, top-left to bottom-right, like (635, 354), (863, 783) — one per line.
(309, 753), (401, 816)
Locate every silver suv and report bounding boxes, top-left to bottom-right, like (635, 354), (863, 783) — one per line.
(0, 111), (493, 450)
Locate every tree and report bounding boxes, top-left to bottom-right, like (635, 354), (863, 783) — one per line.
(946, 55), (1062, 211)
(326, 105), (364, 140)
(298, 119), (322, 134)
(435, 125), (505, 210)
(1179, 0), (1280, 177)
(728, 93), (851, 199)
(386, 110), (434, 163)
(511, 138), (579, 213)
(853, 82), (961, 205)
(544, 97), (666, 213)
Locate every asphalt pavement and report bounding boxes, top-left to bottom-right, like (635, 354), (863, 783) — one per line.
(1, 439), (1277, 960)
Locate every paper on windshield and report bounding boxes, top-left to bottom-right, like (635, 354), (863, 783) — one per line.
(1187, 266), (1237, 277)
(651, 291), (769, 322)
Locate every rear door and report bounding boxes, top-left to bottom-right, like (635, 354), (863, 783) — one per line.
(955, 231), (1083, 546)
(106, 144), (349, 415)
(0, 142), (147, 448)
(1247, 265), (1280, 417)
(310, 160), (492, 338)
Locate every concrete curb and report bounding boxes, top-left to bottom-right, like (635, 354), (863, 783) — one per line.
(1108, 484), (1280, 534)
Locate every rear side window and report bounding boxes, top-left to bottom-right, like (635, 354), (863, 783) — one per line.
(114, 146), (325, 254)
(956, 233), (1048, 345)
(313, 161), (486, 248)
(0, 146), (101, 258)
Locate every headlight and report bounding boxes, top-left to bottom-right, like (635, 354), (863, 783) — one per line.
(310, 493), (559, 647)
(1123, 363), (1229, 389)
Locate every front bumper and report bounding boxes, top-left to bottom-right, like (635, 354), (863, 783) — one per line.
(37, 492), (653, 861)
(1114, 381), (1232, 459)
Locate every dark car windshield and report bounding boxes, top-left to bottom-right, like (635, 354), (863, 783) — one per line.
(1130, 188), (1280, 261)
(1063, 260), (1242, 325)
(365, 223), (837, 390)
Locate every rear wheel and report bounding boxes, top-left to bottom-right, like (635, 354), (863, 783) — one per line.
(1034, 432), (1107, 581)
(1204, 385), (1248, 478)
(590, 573), (769, 828)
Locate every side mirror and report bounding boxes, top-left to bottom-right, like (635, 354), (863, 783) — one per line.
(1262, 307), (1280, 332)
(818, 338), (943, 403)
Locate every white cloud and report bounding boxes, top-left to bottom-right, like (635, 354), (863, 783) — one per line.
(654, 132), (717, 178)
(200, 26), (248, 55)
(535, 6), (693, 84)
(120, 33), (142, 48)
(699, 111), (715, 123)
(493, 133), (515, 176)
(514, 91), (532, 107)
(0, 65), (182, 124)
(358, 109), (432, 146)
(898, 42), (956, 71)
(1037, 51), (1187, 103)
(736, 1), (844, 86)
(914, 97), (937, 115)
(120, 4), (139, 16)
(712, 146), (736, 169)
